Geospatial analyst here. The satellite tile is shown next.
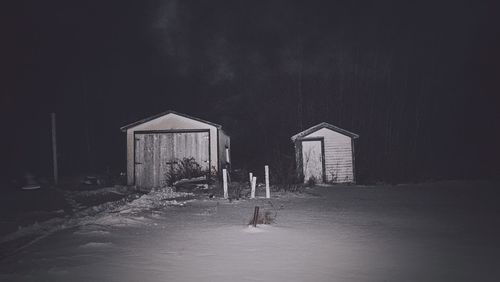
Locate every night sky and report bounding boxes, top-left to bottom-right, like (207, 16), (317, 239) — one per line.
(2, 0), (500, 183)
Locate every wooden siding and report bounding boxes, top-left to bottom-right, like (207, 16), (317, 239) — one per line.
(125, 113), (218, 186)
(304, 128), (354, 183)
(134, 132), (209, 189)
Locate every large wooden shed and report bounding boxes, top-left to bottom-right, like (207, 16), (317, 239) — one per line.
(120, 111), (230, 189)
(291, 122), (359, 184)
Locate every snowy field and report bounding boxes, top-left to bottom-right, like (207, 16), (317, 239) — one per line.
(1, 181), (500, 282)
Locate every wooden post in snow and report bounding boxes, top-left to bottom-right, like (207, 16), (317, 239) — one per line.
(249, 172), (253, 188)
(252, 206), (260, 227)
(51, 113), (58, 185)
(251, 176), (257, 199)
(265, 165), (270, 198)
(223, 169), (228, 199)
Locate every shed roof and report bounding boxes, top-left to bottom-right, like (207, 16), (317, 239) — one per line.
(120, 110), (222, 132)
(291, 122), (359, 141)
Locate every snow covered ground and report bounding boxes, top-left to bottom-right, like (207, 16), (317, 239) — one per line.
(1, 181), (500, 282)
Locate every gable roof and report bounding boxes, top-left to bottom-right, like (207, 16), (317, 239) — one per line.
(291, 122), (359, 141)
(120, 110), (222, 132)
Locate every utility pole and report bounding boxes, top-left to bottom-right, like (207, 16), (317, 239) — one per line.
(51, 113), (58, 185)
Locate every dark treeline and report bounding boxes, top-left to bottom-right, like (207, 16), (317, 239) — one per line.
(2, 0), (499, 183)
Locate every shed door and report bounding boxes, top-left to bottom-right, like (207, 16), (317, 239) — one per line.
(301, 140), (324, 183)
(134, 132), (210, 188)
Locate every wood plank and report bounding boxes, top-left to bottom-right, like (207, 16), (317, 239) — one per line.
(159, 134), (166, 187)
(134, 134), (145, 188)
(135, 131), (211, 188)
(143, 134), (154, 188)
(154, 134), (160, 187)
(202, 132), (209, 169)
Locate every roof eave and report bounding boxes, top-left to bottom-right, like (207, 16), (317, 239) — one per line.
(291, 122), (359, 141)
(120, 110), (222, 132)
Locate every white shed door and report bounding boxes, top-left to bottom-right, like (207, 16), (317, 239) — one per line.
(302, 140), (324, 183)
(134, 132), (209, 188)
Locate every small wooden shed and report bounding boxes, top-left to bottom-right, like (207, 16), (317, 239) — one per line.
(120, 111), (230, 189)
(291, 122), (359, 184)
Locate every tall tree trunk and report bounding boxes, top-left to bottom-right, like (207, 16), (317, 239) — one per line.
(82, 74), (93, 171)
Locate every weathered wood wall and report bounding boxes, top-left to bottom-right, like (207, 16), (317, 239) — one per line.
(134, 132), (209, 188)
(126, 113), (218, 186)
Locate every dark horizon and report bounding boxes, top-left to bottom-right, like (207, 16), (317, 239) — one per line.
(2, 0), (500, 183)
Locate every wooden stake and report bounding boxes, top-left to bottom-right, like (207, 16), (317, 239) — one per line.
(265, 165), (270, 198)
(251, 176), (257, 199)
(252, 206), (260, 227)
(249, 172), (253, 186)
(51, 113), (58, 185)
(223, 169), (228, 199)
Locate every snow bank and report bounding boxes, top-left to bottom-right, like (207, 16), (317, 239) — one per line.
(2, 182), (500, 281)
(243, 225), (272, 233)
(173, 176), (206, 185)
(0, 187), (194, 255)
(114, 187), (193, 214)
(79, 242), (113, 248)
(73, 230), (110, 236)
